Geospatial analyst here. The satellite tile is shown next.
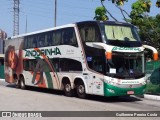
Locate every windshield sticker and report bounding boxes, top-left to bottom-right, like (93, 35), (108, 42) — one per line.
(87, 57), (92, 61)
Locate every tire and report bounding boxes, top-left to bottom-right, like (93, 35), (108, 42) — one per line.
(19, 76), (26, 89)
(76, 81), (86, 99)
(63, 82), (75, 97)
(15, 78), (20, 88)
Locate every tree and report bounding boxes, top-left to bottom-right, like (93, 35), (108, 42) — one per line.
(130, 0), (151, 26)
(94, 0), (129, 21)
(156, 0), (160, 7)
(94, 0), (160, 21)
(140, 15), (160, 52)
(94, 6), (108, 21)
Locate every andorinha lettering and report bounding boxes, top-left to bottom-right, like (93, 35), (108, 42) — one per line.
(112, 47), (141, 51)
(25, 47), (61, 57)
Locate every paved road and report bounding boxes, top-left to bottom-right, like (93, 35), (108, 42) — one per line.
(0, 80), (159, 120)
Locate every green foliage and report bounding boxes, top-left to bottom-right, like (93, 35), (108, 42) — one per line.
(94, 0), (129, 21)
(138, 15), (160, 52)
(130, 0), (151, 25)
(146, 82), (160, 94)
(94, 6), (108, 20)
(109, 0), (129, 6)
(156, 0), (160, 8)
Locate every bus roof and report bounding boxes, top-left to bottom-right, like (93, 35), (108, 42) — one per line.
(8, 23), (76, 39)
(76, 20), (134, 26)
(7, 20), (134, 40)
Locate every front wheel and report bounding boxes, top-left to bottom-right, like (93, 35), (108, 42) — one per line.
(76, 81), (86, 99)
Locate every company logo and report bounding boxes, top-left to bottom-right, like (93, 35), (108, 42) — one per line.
(25, 47), (61, 57)
(112, 47), (141, 52)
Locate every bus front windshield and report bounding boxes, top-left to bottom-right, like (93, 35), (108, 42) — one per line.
(107, 52), (144, 79)
(103, 25), (141, 47)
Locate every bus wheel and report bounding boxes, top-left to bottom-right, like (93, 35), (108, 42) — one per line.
(20, 76), (26, 89)
(63, 82), (74, 97)
(15, 78), (20, 88)
(76, 81), (86, 99)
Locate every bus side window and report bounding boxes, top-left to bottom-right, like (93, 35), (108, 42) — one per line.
(60, 58), (69, 71)
(53, 30), (61, 46)
(62, 28), (78, 47)
(27, 37), (31, 48)
(37, 34), (45, 47)
(32, 37), (37, 48)
(59, 58), (82, 72)
(24, 37), (28, 49)
(51, 58), (59, 72)
(26, 35), (37, 48)
(72, 30), (78, 47)
(77, 23), (101, 42)
(46, 31), (53, 46)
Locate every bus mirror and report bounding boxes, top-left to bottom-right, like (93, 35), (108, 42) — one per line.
(106, 52), (112, 60)
(154, 53), (158, 61)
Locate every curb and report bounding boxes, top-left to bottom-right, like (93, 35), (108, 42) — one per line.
(144, 94), (160, 101)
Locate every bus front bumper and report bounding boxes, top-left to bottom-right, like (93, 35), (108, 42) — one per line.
(104, 83), (146, 97)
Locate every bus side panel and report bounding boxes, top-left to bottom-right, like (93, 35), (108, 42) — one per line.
(4, 38), (24, 83)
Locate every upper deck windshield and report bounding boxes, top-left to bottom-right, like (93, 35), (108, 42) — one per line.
(101, 23), (142, 47)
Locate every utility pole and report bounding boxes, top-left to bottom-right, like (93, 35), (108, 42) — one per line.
(13, 0), (20, 36)
(25, 15), (27, 33)
(54, 0), (57, 27)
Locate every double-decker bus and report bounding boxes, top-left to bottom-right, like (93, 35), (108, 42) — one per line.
(4, 21), (158, 98)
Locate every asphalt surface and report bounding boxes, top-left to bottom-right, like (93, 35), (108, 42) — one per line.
(0, 79), (160, 120)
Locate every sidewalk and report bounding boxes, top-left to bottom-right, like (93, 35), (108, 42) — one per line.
(143, 94), (160, 101)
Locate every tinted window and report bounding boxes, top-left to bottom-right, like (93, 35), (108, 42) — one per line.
(60, 58), (82, 72)
(77, 23), (101, 42)
(62, 28), (78, 47)
(52, 30), (62, 46)
(23, 58), (82, 72)
(37, 34), (45, 47)
(24, 59), (51, 72)
(24, 27), (78, 49)
(23, 59), (37, 71)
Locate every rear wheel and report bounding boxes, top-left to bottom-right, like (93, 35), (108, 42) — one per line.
(76, 81), (86, 99)
(15, 78), (20, 88)
(19, 76), (26, 89)
(63, 82), (75, 97)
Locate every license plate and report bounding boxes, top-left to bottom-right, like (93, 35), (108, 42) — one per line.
(127, 91), (134, 95)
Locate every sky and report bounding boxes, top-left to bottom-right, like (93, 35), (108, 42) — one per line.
(0, 0), (159, 37)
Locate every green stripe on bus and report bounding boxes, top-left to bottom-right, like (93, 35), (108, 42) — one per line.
(45, 72), (53, 89)
(104, 83), (146, 97)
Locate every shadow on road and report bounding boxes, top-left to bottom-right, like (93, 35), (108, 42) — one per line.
(5, 83), (142, 103)
(86, 94), (142, 103)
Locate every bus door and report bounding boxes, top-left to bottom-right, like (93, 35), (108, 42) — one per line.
(86, 56), (105, 95)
